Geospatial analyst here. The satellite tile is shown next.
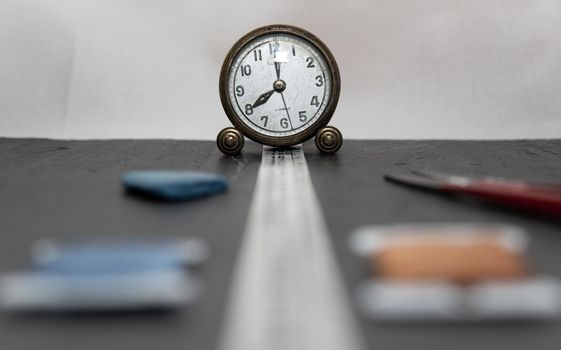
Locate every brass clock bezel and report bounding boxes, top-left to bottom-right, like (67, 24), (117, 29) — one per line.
(219, 24), (341, 147)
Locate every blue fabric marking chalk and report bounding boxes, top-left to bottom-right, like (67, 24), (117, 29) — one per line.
(122, 170), (228, 201)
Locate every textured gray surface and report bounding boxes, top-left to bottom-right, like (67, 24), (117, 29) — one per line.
(1, 138), (561, 349)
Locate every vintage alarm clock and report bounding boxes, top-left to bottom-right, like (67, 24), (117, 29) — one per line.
(216, 25), (342, 155)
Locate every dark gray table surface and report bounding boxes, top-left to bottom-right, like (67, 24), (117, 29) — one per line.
(1, 138), (561, 350)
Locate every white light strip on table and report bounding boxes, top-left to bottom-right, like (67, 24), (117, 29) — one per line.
(218, 145), (364, 350)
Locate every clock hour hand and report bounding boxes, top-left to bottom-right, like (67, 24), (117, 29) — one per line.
(252, 90), (275, 108)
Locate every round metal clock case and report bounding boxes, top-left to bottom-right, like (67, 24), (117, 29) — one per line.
(217, 24), (342, 154)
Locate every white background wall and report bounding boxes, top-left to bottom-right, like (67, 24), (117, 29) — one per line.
(1, 0), (560, 140)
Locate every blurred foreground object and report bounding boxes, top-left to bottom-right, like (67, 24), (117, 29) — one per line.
(0, 237), (207, 313)
(122, 170), (228, 201)
(31, 237), (208, 273)
(376, 242), (528, 283)
(385, 170), (561, 218)
(350, 224), (561, 321)
(0, 269), (198, 312)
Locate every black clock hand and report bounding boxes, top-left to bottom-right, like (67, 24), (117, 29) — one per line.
(252, 90), (275, 108)
(280, 92), (294, 129)
(275, 62), (281, 80)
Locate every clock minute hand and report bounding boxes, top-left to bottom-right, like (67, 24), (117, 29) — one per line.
(280, 92), (294, 129)
(275, 62), (281, 80)
(252, 90), (275, 108)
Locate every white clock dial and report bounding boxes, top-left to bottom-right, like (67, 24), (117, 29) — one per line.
(227, 33), (332, 137)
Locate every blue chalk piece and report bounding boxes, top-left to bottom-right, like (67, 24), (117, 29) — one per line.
(122, 170), (228, 201)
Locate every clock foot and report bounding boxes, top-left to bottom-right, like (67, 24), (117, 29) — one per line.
(217, 127), (244, 156)
(315, 126), (343, 154)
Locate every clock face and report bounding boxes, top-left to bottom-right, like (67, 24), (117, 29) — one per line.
(224, 31), (334, 138)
